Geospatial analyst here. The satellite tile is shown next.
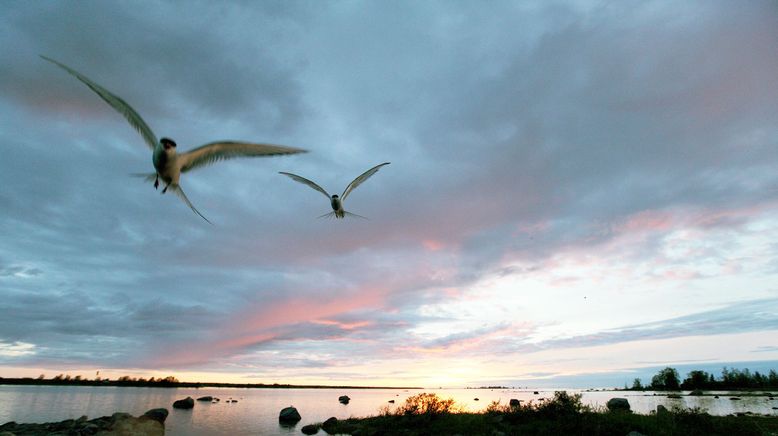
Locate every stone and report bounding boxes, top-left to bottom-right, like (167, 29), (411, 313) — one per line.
(606, 397), (631, 412)
(109, 415), (164, 436)
(667, 394), (682, 399)
(196, 396), (213, 402)
(730, 397), (742, 400)
(0, 410), (165, 436)
(321, 416), (338, 433)
(388, 400), (395, 403)
(142, 408), (169, 424)
(339, 395), (351, 404)
(509, 399), (520, 407)
(279, 406), (302, 424)
(689, 389), (703, 396)
(656, 404), (668, 416)
(173, 396), (195, 409)
(533, 391), (539, 395)
(301, 424), (319, 435)
(474, 397), (479, 401)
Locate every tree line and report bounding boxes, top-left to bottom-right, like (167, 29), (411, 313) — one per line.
(0, 374), (419, 389)
(627, 366), (778, 390)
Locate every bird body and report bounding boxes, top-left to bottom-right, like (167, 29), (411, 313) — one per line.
(42, 55), (307, 223)
(330, 195), (344, 218)
(280, 162), (390, 219)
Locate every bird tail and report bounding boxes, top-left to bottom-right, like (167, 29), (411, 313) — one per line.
(168, 184), (212, 224)
(317, 211), (337, 219)
(130, 173), (157, 183)
(344, 211), (368, 220)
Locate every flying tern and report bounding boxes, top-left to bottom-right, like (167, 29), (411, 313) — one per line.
(41, 55), (307, 223)
(280, 162), (390, 219)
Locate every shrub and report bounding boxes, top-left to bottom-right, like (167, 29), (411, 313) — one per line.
(533, 391), (589, 417)
(396, 393), (457, 416)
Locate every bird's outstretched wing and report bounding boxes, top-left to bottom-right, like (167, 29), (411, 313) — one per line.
(41, 55), (158, 151)
(168, 184), (212, 224)
(341, 162), (390, 200)
(279, 172), (330, 199)
(178, 142), (307, 173)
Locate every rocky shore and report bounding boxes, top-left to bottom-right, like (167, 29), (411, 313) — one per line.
(0, 408), (167, 436)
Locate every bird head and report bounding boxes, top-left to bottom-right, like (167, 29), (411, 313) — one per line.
(160, 137), (177, 150)
(331, 194), (339, 199)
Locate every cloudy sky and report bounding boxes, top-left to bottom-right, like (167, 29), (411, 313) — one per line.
(1, 0), (777, 388)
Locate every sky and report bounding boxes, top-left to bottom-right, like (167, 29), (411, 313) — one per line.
(1, 0), (777, 388)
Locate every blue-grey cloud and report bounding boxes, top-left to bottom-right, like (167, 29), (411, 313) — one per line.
(1, 0), (777, 381)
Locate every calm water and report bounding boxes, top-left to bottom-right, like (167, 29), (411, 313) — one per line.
(1, 386), (776, 435)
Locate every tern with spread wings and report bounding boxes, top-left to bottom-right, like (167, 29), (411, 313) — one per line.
(280, 162), (390, 219)
(42, 55), (306, 223)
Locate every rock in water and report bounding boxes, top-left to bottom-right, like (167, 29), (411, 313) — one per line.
(509, 399), (521, 407)
(173, 396), (195, 409)
(322, 417), (338, 433)
(196, 396), (213, 402)
(339, 395), (351, 404)
(606, 397), (631, 412)
(301, 423), (319, 435)
(279, 406), (302, 424)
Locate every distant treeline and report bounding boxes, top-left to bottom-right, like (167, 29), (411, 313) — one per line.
(627, 366), (778, 391)
(0, 374), (420, 390)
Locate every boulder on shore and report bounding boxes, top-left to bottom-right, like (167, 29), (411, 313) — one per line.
(689, 389), (703, 396)
(197, 396), (213, 402)
(656, 404), (668, 416)
(279, 406), (302, 424)
(606, 397), (631, 412)
(0, 408), (167, 436)
(143, 408), (169, 423)
(173, 396), (195, 409)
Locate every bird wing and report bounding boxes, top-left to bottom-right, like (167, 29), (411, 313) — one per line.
(168, 184), (212, 224)
(279, 172), (330, 199)
(341, 162), (390, 201)
(41, 55), (158, 151)
(178, 142), (307, 173)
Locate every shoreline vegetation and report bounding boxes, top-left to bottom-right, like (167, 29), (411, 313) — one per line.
(309, 392), (778, 436)
(0, 375), (420, 390)
(619, 366), (778, 392)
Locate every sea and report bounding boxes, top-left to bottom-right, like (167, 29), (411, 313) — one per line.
(1, 385), (776, 435)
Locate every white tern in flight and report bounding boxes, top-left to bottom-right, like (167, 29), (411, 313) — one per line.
(280, 162), (390, 219)
(42, 55), (307, 223)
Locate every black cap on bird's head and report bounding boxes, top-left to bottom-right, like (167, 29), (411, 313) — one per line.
(331, 194), (339, 198)
(161, 137), (177, 149)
